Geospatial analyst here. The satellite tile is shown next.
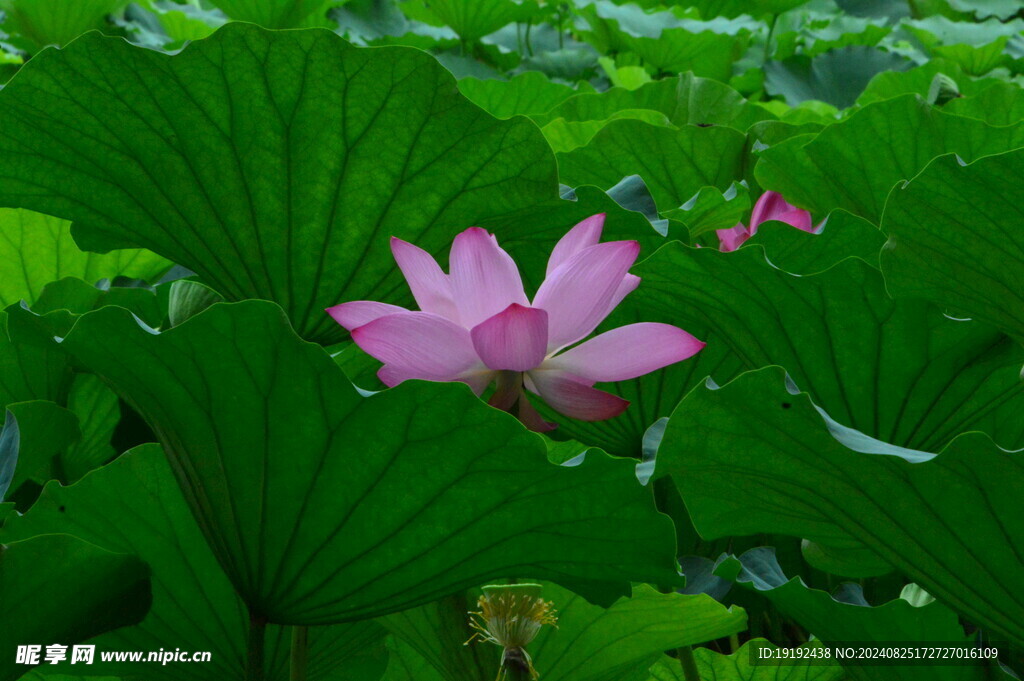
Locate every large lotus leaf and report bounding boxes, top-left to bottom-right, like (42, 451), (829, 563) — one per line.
(31, 277), (165, 334)
(382, 583), (746, 681)
(60, 375), (119, 489)
(711, 549), (987, 681)
(457, 72), (585, 118)
(946, 0), (1021, 20)
(540, 110), (675, 155)
(903, 16), (1024, 52)
(674, 0), (812, 18)
(656, 366), (1024, 648)
(764, 47), (910, 109)
(557, 120), (748, 212)
(60, 301), (680, 624)
(856, 59), (996, 107)
(0, 305), (70, 410)
(755, 94), (1024, 223)
(208, 0), (333, 27)
(534, 74), (773, 131)
(574, 2), (682, 54)
(662, 182), (751, 240)
(400, 0), (538, 42)
(379, 594), (499, 681)
(746, 210), (886, 274)
(549, 243), (1024, 456)
(648, 640), (843, 681)
(0, 444), (388, 681)
(3, 400), (80, 495)
(881, 149), (1024, 344)
(0, 23), (557, 343)
(945, 82), (1024, 126)
(575, 3), (756, 57)
(774, 14), (892, 60)
(0, 534), (151, 681)
(621, 28), (749, 83)
(0, 0), (126, 51)
(381, 636), (445, 681)
(833, 0), (910, 20)
(0, 208), (169, 308)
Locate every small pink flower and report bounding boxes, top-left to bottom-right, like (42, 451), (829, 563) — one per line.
(716, 191), (814, 252)
(327, 215), (705, 431)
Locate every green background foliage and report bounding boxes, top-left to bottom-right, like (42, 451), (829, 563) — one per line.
(0, 1), (1020, 680)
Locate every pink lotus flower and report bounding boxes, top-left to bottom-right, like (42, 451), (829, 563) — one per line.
(327, 215), (705, 431)
(716, 191), (813, 252)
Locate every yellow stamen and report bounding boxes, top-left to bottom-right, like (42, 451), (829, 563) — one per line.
(465, 584), (558, 680)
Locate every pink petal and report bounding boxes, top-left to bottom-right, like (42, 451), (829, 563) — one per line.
(606, 273), (640, 314)
(351, 311), (480, 382)
(532, 240), (640, 352)
(470, 304), (549, 372)
(449, 227), (528, 328)
(488, 371), (523, 410)
(716, 223), (750, 252)
(517, 393), (557, 432)
(390, 237), (460, 321)
(378, 365), (495, 395)
(544, 323), (705, 382)
(326, 301), (408, 331)
(546, 213), (605, 276)
(775, 208), (814, 233)
(750, 191), (812, 232)
(527, 369), (629, 421)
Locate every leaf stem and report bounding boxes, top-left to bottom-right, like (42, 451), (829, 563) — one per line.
(677, 646), (701, 681)
(290, 626), (308, 681)
(246, 614), (266, 681)
(762, 13), (778, 65)
(502, 649), (532, 681)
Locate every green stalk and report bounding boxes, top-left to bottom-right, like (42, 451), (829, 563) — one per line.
(246, 614), (267, 681)
(290, 626), (309, 681)
(502, 650), (532, 681)
(762, 13), (778, 65)
(677, 646), (701, 681)
(730, 633), (741, 654)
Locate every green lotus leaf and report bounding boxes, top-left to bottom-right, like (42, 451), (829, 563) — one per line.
(60, 300), (680, 624)
(0, 23), (557, 343)
(881, 149), (1024, 343)
(534, 74), (774, 131)
(2, 400), (79, 495)
(0, 0), (126, 51)
(208, 0), (334, 28)
(755, 94), (1024, 223)
(0, 305), (70, 411)
(551, 243), (1024, 456)
(0, 534), (151, 681)
(457, 71), (587, 118)
(745, 210), (886, 274)
(708, 548), (988, 681)
(382, 583), (746, 681)
(0, 208), (169, 308)
(400, 0), (539, 42)
(764, 46), (911, 109)
(557, 120), (748, 212)
(656, 366), (1024, 648)
(945, 82), (1024, 126)
(0, 444), (389, 681)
